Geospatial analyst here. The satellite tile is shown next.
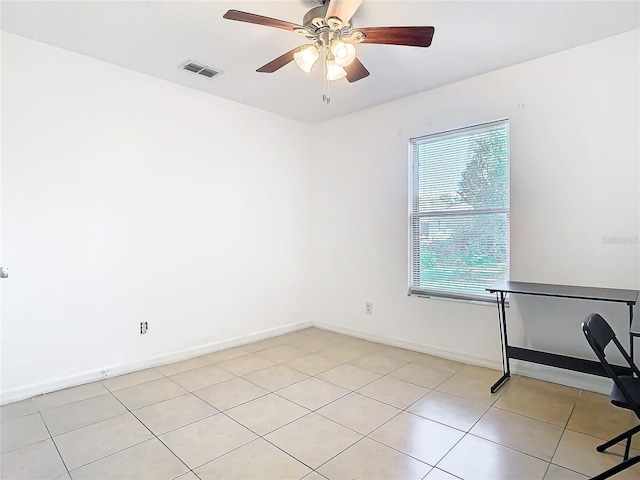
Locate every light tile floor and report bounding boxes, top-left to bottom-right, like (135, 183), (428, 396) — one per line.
(2, 327), (640, 479)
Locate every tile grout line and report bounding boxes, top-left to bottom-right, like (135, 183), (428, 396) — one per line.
(127, 384), (345, 480)
(218, 352), (410, 474)
(115, 380), (276, 478)
(201, 349), (620, 479)
(432, 374), (566, 470)
(37, 410), (72, 478)
(358, 366), (563, 478)
(309, 435), (371, 474)
(365, 386), (466, 476)
(91, 386), (194, 477)
(60, 348), (463, 476)
(6, 332), (626, 480)
(270, 384), (352, 413)
(265, 366), (415, 470)
(190, 411), (311, 473)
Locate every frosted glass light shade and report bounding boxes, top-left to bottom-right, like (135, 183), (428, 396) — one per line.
(326, 60), (347, 81)
(330, 41), (356, 67)
(294, 45), (320, 73)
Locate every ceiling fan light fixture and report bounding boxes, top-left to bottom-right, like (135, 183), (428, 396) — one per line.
(325, 59), (347, 81)
(222, 3), (435, 101)
(293, 44), (320, 73)
(330, 40), (357, 67)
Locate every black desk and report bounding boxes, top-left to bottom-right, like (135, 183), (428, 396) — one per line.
(487, 281), (639, 393)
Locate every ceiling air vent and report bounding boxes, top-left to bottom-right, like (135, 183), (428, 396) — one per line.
(182, 61), (221, 78)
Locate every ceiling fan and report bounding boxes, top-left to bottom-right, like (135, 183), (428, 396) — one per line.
(223, 0), (435, 103)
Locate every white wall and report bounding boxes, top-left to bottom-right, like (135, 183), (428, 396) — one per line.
(2, 29), (639, 402)
(0, 33), (311, 402)
(309, 30), (640, 390)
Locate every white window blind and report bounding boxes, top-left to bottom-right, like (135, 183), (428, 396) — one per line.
(409, 119), (510, 302)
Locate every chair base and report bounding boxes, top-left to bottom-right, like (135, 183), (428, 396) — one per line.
(596, 423), (640, 460)
(591, 423), (640, 479)
(590, 453), (640, 480)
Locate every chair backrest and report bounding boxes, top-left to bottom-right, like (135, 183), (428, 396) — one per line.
(584, 313), (617, 352)
(583, 313), (640, 416)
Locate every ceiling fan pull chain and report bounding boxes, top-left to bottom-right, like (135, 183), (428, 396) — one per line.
(323, 48), (328, 104)
(323, 45), (330, 104)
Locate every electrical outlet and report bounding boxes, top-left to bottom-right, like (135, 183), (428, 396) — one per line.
(140, 322), (148, 335)
(365, 302), (373, 314)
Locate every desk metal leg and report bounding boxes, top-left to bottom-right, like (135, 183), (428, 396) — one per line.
(491, 373), (511, 393)
(491, 291), (511, 393)
(630, 303), (635, 370)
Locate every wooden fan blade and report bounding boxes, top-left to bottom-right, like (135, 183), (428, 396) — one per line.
(325, 0), (363, 23)
(344, 58), (370, 83)
(256, 46), (307, 73)
(223, 10), (301, 31)
(358, 26), (435, 47)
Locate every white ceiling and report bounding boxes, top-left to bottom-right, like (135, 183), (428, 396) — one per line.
(2, 1), (638, 124)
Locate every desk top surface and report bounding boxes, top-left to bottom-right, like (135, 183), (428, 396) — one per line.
(487, 281), (639, 305)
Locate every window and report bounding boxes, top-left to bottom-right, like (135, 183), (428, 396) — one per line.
(409, 119), (510, 302)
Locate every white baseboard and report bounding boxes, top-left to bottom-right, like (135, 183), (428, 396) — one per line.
(102, 321), (313, 380)
(511, 362), (612, 395)
(2, 318), (613, 404)
(315, 321), (503, 370)
(314, 321), (612, 395)
(0, 321), (312, 404)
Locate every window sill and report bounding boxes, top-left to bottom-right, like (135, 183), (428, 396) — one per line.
(408, 291), (510, 307)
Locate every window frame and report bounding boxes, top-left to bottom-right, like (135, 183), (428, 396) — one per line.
(408, 119), (510, 304)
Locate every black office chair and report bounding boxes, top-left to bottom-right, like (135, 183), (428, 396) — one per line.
(582, 313), (640, 480)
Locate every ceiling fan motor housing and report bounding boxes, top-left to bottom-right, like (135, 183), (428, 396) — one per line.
(297, 3), (364, 47)
(303, 4), (329, 27)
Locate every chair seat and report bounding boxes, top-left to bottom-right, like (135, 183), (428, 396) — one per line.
(611, 376), (640, 417)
